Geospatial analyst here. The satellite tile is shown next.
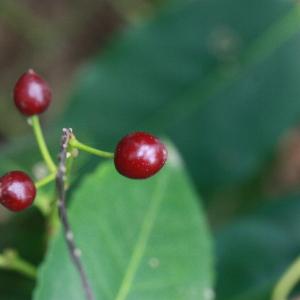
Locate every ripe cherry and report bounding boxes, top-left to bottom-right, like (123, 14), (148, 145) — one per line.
(114, 132), (167, 179)
(0, 171), (36, 212)
(14, 69), (52, 116)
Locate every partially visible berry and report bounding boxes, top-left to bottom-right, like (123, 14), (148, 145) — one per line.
(0, 171), (36, 212)
(14, 69), (52, 116)
(114, 132), (167, 179)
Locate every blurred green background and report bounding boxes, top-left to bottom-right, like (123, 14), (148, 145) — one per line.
(2, 0), (300, 299)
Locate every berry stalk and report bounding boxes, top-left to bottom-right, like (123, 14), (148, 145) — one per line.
(35, 172), (56, 189)
(56, 128), (95, 300)
(69, 136), (114, 159)
(30, 116), (57, 173)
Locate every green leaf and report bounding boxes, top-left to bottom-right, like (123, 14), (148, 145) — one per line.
(60, 0), (300, 191)
(216, 193), (300, 300)
(34, 146), (214, 300)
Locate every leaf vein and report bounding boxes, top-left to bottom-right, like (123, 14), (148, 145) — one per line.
(114, 174), (168, 300)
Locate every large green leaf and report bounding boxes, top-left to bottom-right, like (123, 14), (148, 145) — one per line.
(216, 193), (300, 300)
(34, 146), (213, 299)
(60, 0), (300, 191)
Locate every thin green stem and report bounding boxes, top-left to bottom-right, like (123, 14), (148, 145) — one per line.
(272, 256), (300, 300)
(35, 173), (56, 189)
(0, 249), (37, 279)
(30, 116), (56, 173)
(47, 203), (60, 237)
(69, 137), (114, 159)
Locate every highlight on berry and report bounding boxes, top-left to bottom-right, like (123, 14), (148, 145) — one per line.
(14, 69), (52, 116)
(0, 171), (36, 212)
(114, 131), (168, 179)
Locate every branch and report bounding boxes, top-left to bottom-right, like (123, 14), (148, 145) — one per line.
(56, 128), (95, 300)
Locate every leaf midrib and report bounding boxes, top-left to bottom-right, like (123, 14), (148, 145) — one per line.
(114, 174), (168, 300)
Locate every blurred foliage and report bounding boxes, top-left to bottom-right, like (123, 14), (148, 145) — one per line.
(0, 0), (163, 137)
(61, 0), (300, 195)
(216, 194), (300, 300)
(1, 0), (300, 299)
(0, 211), (45, 299)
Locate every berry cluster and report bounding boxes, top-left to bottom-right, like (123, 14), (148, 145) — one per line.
(0, 70), (167, 212)
(1, 69), (49, 212)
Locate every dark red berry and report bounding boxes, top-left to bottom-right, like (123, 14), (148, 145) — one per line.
(0, 171), (36, 212)
(14, 69), (52, 116)
(114, 132), (167, 179)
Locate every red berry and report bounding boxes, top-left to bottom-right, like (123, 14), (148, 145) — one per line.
(114, 132), (167, 179)
(0, 171), (36, 212)
(14, 69), (52, 116)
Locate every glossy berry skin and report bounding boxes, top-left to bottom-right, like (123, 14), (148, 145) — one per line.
(0, 171), (36, 212)
(114, 132), (167, 179)
(14, 69), (52, 116)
